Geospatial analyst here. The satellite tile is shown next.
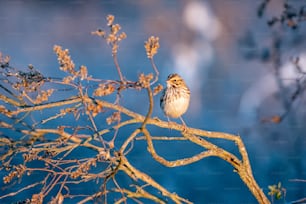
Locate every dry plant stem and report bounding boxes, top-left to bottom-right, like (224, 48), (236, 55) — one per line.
(292, 197), (306, 204)
(150, 58), (159, 84)
(113, 53), (124, 82)
(43, 174), (63, 197)
(77, 191), (105, 204)
(77, 153), (183, 203)
(119, 128), (141, 154)
(111, 177), (126, 203)
(136, 136), (193, 141)
(0, 93), (23, 107)
(119, 155), (192, 204)
(143, 128), (219, 167)
(141, 87), (269, 204)
(11, 96), (82, 115)
(114, 188), (165, 204)
(117, 88), (191, 203)
(0, 181), (43, 199)
(5, 94), (269, 203)
(22, 128), (105, 153)
(80, 94), (98, 132)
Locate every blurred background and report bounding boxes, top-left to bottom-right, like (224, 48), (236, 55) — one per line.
(0, 0), (305, 203)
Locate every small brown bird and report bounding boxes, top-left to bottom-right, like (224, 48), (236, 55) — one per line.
(160, 73), (190, 125)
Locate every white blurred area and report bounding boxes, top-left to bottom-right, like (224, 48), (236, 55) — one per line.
(239, 53), (306, 125)
(183, 1), (221, 41)
(171, 1), (222, 115)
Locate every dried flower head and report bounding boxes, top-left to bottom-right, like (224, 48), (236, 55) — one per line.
(107, 15), (115, 26)
(268, 182), (285, 200)
(3, 164), (26, 184)
(62, 76), (75, 84)
(0, 52), (10, 68)
(111, 24), (121, 35)
(70, 158), (97, 179)
(118, 32), (127, 41)
(34, 89), (54, 104)
(138, 73), (153, 88)
(92, 14), (127, 54)
(94, 83), (115, 96)
(106, 33), (117, 44)
(270, 115), (281, 123)
(79, 65), (88, 80)
(153, 84), (163, 96)
(85, 99), (103, 117)
(106, 111), (121, 125)
(31, 193), (43, 204)
(12, 66), (45, 92)
(91, 29), (105, 37)
(23, 150), (39, 162)
(145, 36), (160, 59)
(54, 45), (76, 74)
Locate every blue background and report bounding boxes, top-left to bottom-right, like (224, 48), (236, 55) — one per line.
(0, 0), (305, 203)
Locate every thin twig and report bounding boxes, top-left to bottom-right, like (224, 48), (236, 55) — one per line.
(113, 53), (124, 82)
(150, 58), (159, 85)
(0, 181), (43, 199)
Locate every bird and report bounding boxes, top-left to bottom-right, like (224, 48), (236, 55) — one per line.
(160, 73), (190, 126)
